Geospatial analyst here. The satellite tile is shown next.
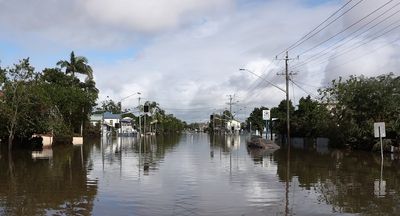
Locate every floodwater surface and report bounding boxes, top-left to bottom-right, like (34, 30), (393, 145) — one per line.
(0, 134), (399, 215)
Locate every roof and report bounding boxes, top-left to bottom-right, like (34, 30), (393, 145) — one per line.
(103, 112), (121, 119)
(90, 114), (103, 121)
(121, 117), (133, 122)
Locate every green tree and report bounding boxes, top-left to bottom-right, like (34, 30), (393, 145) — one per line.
(320, 73), (400, 149)
(57, 51), (93, 80)
(293, 96), (332, 138)
(270, 100), (295, 136)
(247, 106), (269, 136)
(0, 59), (40, 149)
(99, 98), (121, 114)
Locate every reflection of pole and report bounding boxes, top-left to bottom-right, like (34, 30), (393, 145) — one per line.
(144, 114), (146, 136)
(81, 107), (84, 136)
(379, 126), (384, 196)
(379, 127), (383, 161)
(101, 135), (104, 172)
(230, 150), (232, 175)
(285, 161), (290, 216)
(80, 144), (84, 169)
(139, 134), (142, 179)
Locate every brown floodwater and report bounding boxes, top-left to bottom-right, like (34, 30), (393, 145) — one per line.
(0, 134), (398, 215)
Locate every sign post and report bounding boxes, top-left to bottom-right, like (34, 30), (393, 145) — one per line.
(374, 122), (386, 197)
(262, 110), (271, 140)
(374, 122), (386, 161)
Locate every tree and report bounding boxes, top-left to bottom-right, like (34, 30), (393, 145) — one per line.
(40, 68), (98, 136)
(99, 99), (121, 114)
(293, 96), (332, 138)
(247, 107), (269, 136)
(57, 51), (93, 80)
(320, 73), (400, 149)
(1, 59), (38, 149)
(270, 100), (295, 136)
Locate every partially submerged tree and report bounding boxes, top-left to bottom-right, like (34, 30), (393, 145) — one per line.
(1, 59), (37, 149)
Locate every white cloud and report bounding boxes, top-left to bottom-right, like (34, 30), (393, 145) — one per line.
(92, 1), (340, 122)
(2, 0), (400, 122)
(83, 0), (233, 32)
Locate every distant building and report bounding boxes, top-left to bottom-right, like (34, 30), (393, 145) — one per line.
(103, 112), (121, 134)
(90, 114), (103, 126)
(120, 117), (136, 136)
(226, 119), (241, 133)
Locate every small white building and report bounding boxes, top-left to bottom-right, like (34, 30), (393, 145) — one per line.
(226, 119), (241, 133)
(119, 117), (136, 136)
(103, 112), (121, 134)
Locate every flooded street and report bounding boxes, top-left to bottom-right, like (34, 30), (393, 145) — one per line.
(0, 134), (399, 215)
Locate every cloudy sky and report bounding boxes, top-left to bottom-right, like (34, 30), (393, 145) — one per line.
(1, 0), (399, 122)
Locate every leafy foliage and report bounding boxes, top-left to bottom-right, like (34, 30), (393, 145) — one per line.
(320, 73), (400, 149)
(247, 107), (269, 135)
(0, 56), (98, 149)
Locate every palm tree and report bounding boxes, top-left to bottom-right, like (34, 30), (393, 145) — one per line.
(57, 51), (93, 80)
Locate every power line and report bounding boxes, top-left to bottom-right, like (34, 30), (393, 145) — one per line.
(290, 80), (320, 100)
(240, 59), (281, 101)
(324, 34), (400, 73)
(298, 0), (396, 56)
(278, 0), (356, 56)
(284, 14), (400, 73)
(302, 20), (400, 69)
(279, 0), (366, 55)
(292, 1), (400, 69)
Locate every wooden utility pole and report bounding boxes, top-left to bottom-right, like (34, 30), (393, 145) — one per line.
(226, 94), (236, 118)
(285, 51), (290, 145)
(277, 51), (297, 146)
(138, 97), (141, 137)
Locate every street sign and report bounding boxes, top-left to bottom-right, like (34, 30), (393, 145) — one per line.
(262, 110), (270, 120)
(374, 122), (386, 138)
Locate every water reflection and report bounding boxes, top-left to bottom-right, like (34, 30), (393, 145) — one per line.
(99, 134), (181, 177)
(0, 144), (97, 216)
(2, 134), (400, 215)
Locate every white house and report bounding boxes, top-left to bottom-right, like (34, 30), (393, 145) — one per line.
(103, 112), (121, 134)
(119, 117), (136, 136)
(226, 119), (241, 133)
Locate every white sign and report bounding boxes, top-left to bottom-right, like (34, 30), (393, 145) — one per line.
(262, 110), (270, 120)
(374, 122), (386, 138)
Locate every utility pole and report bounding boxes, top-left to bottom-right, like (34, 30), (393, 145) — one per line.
(138, 96), (141, 137)
(226, 94), (237, 119)
(277, 51), (297, 145)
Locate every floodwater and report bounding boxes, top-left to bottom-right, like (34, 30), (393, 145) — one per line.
(0, 134), (399, 215)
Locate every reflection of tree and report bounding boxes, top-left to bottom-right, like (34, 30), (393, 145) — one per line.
(0, 144), (97, 215)
(246, 147), (278, 165)
(274, 148), (400, 214)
